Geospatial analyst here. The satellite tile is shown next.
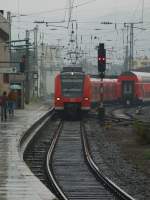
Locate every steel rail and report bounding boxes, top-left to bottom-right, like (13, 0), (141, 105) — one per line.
(80, 122), (135, 200)
(46, 121), (69, 200)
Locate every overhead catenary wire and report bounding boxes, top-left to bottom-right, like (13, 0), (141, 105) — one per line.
(14, 0), (97, 17)
(9, 0), (150, 65)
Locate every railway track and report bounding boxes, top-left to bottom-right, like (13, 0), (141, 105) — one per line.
(86, 105), (150, 200)
(89, 105), (134, 123)
(98, 106), (135, 125)
(47, 120), (116, 199)
(23, 111), (60, 189)
(23, 110), (135, 200)
(46, 120), (135, 200)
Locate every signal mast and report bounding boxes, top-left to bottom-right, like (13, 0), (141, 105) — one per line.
(97, 43), (106, 119)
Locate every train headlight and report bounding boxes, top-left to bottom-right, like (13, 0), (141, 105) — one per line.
(56, 97), (60, 101)
(84, 97), (89, 101)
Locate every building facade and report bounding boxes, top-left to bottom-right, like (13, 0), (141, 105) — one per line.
(0, 11), (11, 94)
(0, 11), (25, 108)
(134, 56), (150, 70)
(38, 43), (63, 98)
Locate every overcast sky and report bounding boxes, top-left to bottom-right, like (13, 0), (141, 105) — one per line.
(1, 0), (150, 63)
(1, 0), (149, 16)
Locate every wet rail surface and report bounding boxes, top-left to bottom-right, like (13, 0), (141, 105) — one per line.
(24, 115), (135, 200)
(50, 121), (120, 200)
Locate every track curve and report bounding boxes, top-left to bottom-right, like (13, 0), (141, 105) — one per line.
(49, 121), (120, 199)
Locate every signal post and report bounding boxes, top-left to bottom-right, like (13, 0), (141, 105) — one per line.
(97, 43), (106, 120)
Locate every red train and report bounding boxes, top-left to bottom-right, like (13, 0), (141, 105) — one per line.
(54, 68), (150, 115)
(118, 71), (150, 105)
(54, 67), (91, 115)
(90, 78), (118, 107)
(91, 71), (150, 105)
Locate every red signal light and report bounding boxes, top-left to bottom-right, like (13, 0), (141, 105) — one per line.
(98, 43), (106, 73)
(98, 56), (105, 62)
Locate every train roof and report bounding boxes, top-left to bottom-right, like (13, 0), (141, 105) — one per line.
(119, 71), (150, 81)
(118, 71), (150, 82)
(120, 71), (150, 77)
(131, 71), (150, 78)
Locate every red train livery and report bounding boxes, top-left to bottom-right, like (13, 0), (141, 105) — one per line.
(54, 68), (150, 115)
(90, 78), (118, 106)
(54, 67), (91, 114)
(54, 66), (119, 114)
(118, 71), (150, 104)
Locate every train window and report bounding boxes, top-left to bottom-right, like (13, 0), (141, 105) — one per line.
(61, 79), (83, 83)
(123, 82), (132, 93)
(61, 74), (84, 97)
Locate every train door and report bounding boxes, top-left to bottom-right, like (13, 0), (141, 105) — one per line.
(122, 81), (134, 104)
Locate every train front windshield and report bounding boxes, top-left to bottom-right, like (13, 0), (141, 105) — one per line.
(61, 73), (84, 98)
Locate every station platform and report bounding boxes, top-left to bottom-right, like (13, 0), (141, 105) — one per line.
(0, 102), (56, 200)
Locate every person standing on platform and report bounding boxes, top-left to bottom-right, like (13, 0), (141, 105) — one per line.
(8, 90), (17, 116)
(0, 91), (8, 121)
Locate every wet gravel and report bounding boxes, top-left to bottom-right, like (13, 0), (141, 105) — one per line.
(84, 106), (150, 200)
